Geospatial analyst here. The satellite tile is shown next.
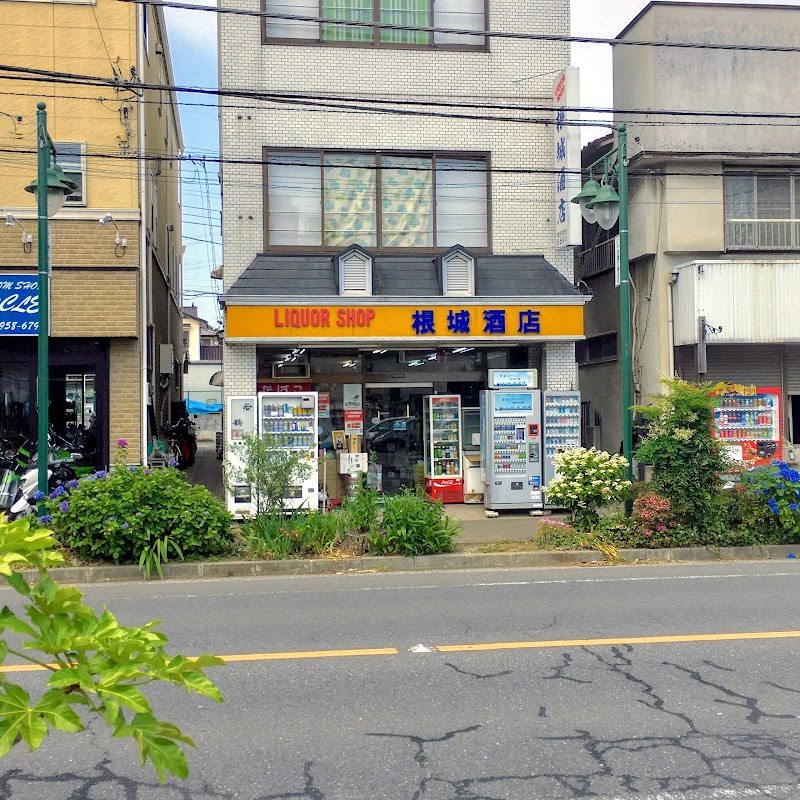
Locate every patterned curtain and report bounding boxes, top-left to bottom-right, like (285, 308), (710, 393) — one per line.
(323, 154), (377, 248)
(380, 0), (430, 44)
(381, 156), (433, 248)
(322, 0), (373, 41)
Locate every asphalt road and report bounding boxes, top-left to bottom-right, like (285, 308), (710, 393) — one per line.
(1, 561), (800, 798)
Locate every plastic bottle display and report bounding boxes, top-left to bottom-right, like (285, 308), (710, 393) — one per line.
(492, 417), (527, 475)
(544, 394), (581, 459)
(429, 397), (461, 478)
(713, 394), (777, 440)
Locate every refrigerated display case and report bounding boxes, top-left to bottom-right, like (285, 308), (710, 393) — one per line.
(543, 391), (581, 506)
(226, 395), (258, 516)
(423, 394), (463, 503)
(712, 385), (782, 468)
(259, 391), (319, 509)
(480, 389), (543, 511)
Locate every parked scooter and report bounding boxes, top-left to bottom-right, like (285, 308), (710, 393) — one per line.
(163, 414), (197, 470)
(8, 458), (77, 519)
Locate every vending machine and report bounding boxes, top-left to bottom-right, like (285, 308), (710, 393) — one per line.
(423, 394), (463, 503)
(480, 389), (543, 511)
(225, 391), (319, 517)
(712, 384), (782, 468)
(226, 395), (258, 517)
(542, 390), (582, 505)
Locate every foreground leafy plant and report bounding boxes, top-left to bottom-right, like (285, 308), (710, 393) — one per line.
(371, 489), (458, 556)
(0, 515), (223, 782)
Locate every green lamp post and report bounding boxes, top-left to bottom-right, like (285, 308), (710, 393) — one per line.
(24, 102), (75, 512)
(572, 124), (632, 483)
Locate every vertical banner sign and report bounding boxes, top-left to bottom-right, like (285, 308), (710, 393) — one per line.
(0, 275), (39, 335)
(614, 234), (621, 288)
(554, 68), (582, 249)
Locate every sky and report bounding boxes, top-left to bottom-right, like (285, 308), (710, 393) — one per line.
(163, 0), (800, 326)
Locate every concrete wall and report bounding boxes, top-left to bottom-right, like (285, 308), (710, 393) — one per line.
(615, 4), (800, 156)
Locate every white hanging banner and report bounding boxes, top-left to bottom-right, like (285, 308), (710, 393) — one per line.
(554, 68), (582, 249)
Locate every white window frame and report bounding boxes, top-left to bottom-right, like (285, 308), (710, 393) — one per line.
(54, 142), (86, 207)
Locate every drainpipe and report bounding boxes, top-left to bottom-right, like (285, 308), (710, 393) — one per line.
(137, 2), (149, 466)
(667, 272), (677, 378)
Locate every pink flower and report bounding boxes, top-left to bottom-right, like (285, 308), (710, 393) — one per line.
(117, 438), (128, 448)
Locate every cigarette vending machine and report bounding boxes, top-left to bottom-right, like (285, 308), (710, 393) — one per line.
(226, 395), (258, 517)
(480, 389), (543, 511)
(542, 390), (582, 506)
(712, 384), (782, 468)
(225, 391), (319, 517)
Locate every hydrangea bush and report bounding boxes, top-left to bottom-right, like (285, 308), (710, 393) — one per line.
(742, 460), (800, 540)
(545, 447), (631, 532)
(42, 441), (232, 569)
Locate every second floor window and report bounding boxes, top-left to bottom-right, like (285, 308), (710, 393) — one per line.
(265, 150), (489, 250)
(725, 172), (800, 250)
(55, 143), (85, 205)
(265, 0), (485, 47)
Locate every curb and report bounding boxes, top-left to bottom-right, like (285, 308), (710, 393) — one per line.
(19, 544), (800, 585)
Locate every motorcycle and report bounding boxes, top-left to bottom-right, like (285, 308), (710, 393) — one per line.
(9, 458), (78, 520)
(163, 415), (197, 470)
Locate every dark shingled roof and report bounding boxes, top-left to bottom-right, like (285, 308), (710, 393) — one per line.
(226, 253), (581, 299)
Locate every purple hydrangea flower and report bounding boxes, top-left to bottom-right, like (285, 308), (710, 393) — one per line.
(68, 479), (79, 489)
(121, 522), (129, 530)
(144, 469), (152, 475)
(33, 490), (45, 501)
(96, 470), (107, 478)
(49, 486), (65, 500)
(117, 438), (128, 448)
(168, 459), (178, 467)
(59, 500), (69, 513)
(38, 515), (52, 524)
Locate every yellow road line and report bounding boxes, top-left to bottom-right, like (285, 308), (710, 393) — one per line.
(2, 631), (799, 674)
(436, 630), (800, 652)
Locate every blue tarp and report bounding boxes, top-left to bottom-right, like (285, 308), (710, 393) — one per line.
(186, 399), (223, 414)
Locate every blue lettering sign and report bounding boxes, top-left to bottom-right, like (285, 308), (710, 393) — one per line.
(412, 309), (435, 335)
(558, 198), (567, 224)
(556, 137), (566, 162)
(447, 309), (470, 334)
(517, 310), (541, 334)
(0, 275), (39, 336)
(483, 309), (506, 334)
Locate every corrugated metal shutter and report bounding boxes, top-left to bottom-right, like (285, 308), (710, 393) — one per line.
(704, 344), (782, 386)
(783, 346), (800, 393)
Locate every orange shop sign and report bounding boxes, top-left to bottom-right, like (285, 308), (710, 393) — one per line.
(227, 304), (584, 340)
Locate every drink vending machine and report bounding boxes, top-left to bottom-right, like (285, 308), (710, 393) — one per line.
(423, 394), (463, 503)
(542, 390), (582, 505)
(712, 384), (782, 468)
(480, 389), (543, 510)
(226, 391), (319, 517)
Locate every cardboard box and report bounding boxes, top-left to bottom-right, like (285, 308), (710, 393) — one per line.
(347, 434), (360, 453)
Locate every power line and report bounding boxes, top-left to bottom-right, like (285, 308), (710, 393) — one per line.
(2, 63), (800, 125)
(129, 0), (800, 54)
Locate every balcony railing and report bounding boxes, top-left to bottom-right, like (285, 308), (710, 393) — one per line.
(725, 219), (800, 251)
(199, 345), (222, 362)
(576, 237), (615, 281)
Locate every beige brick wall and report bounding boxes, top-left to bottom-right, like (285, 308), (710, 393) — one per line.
(109, 338), (142, 464)
(50, 271), (139, 338)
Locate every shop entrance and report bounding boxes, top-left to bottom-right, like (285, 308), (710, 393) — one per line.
(364, 383), (430, 494)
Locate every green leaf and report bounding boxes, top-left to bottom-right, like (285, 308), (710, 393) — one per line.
(0, 719), (19, 757)
(34, 690), (85, 733)
(97, 684), (152, 714)
(4, 572), (31, 598)
(0, 685), (47, 751)
(136, 732), (190, 784)
(189, 654), (225, 669)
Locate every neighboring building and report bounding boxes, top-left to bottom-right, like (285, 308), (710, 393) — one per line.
(182, 306), (222, 438)
(578, 1), (800, 461)
(219, 0), (588, 493)
(0, 0), (183, 465)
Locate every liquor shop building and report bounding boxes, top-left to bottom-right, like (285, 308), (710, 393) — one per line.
(223, 248), (588, 494)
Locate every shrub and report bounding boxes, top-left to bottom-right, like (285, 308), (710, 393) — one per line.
(635, 377), (729, 530)
(535, 517), (582, 549)
(340, 475), (381, 535)
(43, 464), (233, 568)
(240, 509), (343, 559)
(741, 461), (800, 542)
(370, 489), (458, 556)
(625, 492), (678, 548)
(545, 447), (631, 532)
(226, 433), (314, 514)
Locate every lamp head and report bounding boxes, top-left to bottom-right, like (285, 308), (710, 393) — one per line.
(5, 214), (13, 227)
(571, 178), (601, 225)
(586, 182), (621, 230)
(24, 163), (75, 217)
(99, 213), (113, 225)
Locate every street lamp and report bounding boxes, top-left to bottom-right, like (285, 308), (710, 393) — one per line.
(24, 102), (75, 511)
(572, 124), (632, 484)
